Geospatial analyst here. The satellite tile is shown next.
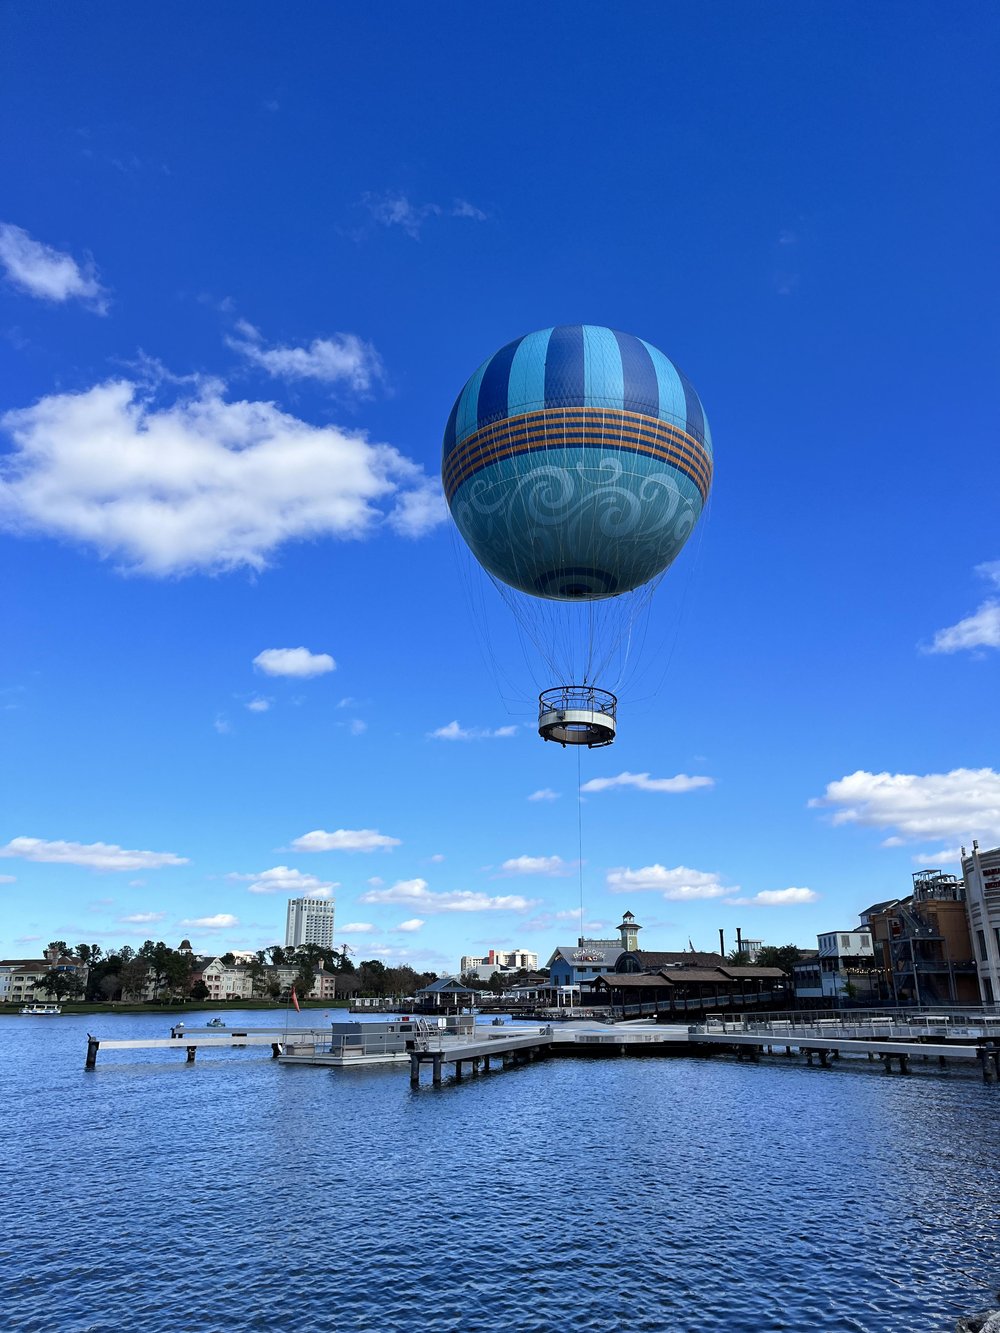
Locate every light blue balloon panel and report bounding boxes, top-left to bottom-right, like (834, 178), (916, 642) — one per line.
(443, 325), (712, 601)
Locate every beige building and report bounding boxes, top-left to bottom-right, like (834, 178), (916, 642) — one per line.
(961, 842), (1000, 1005)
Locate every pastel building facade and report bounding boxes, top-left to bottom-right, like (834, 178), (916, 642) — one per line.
(962, 842), (1000, 1005)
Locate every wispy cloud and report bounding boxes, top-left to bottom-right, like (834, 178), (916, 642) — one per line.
(254, 647), (335, 678)
(498, 855), (572, 877)
(227, 320), (382, 392)
(0, 874), (16, 884)
(119, 911), (166, 924)
(340, 921), (377, 934)
(395, 918), (424, 933)
(0, 837), (188, 872)
(361, 192), (488, 239)
(528, 788), (560, 802)
(926, 562), (1000, 654)
(179, 913), (239, 929)
(429, 720), (518, 741)
(722, 887), (818, 907)
(0, 377), (445, 576)
(290, 828), (400, 853)
(809, 768), (1000, 844)
(234, 866), (338, 896)
(0, 222), (109, 312)
(359, 877), (540, 913)
(580, 771), (714, 795)
(606, 863), (732, 901)
(246, 697), (271, 713)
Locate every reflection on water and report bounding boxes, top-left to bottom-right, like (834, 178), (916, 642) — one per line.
(4, 1011), (999, 1333)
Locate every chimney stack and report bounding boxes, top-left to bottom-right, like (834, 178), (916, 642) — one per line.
(719, 928), (725, 957)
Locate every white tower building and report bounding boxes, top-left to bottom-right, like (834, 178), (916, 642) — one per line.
(961, 841), (1000, 1005)
(285, 897), (336, 949)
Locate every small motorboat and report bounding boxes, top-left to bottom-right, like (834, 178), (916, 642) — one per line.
(206, 1017), (226, 1027)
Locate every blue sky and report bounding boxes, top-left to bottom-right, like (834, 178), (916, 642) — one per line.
(1, 2), (997, 972)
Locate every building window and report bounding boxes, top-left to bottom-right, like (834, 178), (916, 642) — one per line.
(978, 930), (988, 962)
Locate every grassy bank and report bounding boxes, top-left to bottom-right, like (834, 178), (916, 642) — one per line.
(1, 998), (353, 1016)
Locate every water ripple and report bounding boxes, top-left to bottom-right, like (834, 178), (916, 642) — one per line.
(2, 1013), (998, 1332)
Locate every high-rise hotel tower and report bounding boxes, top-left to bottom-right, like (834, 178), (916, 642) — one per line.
(285, 897), (336, 950)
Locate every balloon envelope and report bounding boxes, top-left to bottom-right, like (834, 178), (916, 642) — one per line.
(443, 325), (712, 600)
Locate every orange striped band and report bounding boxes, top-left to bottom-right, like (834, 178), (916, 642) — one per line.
(444, 407), (713, 504)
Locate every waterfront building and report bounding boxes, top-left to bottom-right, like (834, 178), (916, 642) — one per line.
(547, 939), (624, 987)
(0, 954), (88, 1005)
(790, 950), (822, 1001)
(815, 927), (876, 1004)
(594, 963), (787, 1016)
(285, 896), (336, 949)
(415, 976), (477, 1010)
(961, 842), (1000, 1004)
(867, 871), (978, 1007)
(459, 947), (538, 974)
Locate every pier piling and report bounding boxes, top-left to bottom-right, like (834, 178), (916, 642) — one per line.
(85, 1037), (99, 1070)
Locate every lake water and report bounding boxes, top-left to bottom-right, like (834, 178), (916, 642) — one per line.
(3, 1010), (998, 1333)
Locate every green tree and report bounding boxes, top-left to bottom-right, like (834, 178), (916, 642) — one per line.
(293, 962), (316, 1001)
(47, 940), (70, 959)
(35, 968), (84, 1002)
(752, 945), (804, 975)
(358, 959), (387, 996)
(220, 952), (236, 967)
(190, 980), (210, 1001)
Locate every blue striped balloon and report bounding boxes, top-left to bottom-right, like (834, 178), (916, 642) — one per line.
(443, 326), (712, 599)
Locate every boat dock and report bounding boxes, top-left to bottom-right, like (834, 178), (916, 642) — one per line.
(82, 1010), (1000, 1082)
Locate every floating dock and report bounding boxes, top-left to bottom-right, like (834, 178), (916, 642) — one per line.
(83, 1012), (1000, 1083)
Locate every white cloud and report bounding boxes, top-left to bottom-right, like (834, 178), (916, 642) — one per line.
(911, 849), (962, 866)
(0, 222), (109, 311)
(810, 768), (1000, 844)
(928, 604), (1000, 654)
(242, 866), (338, 896)
(396, 918), (424, 932)
(290, 828), (400, 853)
(120, 911), (166, 924)
(361, 193), (488, 237)
(254, 647), (335, 678)
(927, 561), (1000, 653)
(0, 874), (15, 883)
(227, 321), (382, 392)
(0, 836), (188, 871)
(499, 855), (571, 877)
(213, 715), (232, 734)
(359, 877), (540, 913)
(340, 921), (377, 934)
(429, 720), (518, 741)
(451, 199), (488, 221)
(580, 771), (714, 795)
(246, 697), (271, 713)
(606, 863), (732, 901)
(428, 853), (445, 863)
(363, 192), (438, 237)
(0, 377), (445, 576)
(723, 888), (819, 907)
(180, 913), (239, 929)
(348, 719), (367, 736)
(528, 788), (560, 802)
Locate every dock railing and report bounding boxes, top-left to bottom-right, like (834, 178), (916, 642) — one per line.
(689, 1006), (1000, 1041)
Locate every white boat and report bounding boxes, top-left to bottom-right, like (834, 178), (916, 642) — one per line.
(20, 1003), (62, 1015)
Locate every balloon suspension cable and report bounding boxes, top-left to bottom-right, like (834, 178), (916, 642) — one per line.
(577, 744), (585, 943)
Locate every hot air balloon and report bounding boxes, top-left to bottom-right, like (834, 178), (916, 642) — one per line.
(443, 325), (712, 746)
